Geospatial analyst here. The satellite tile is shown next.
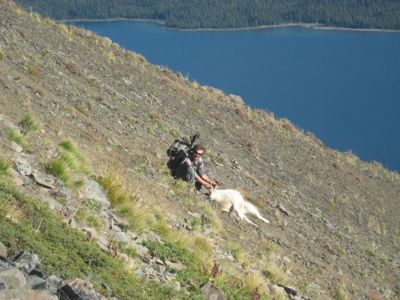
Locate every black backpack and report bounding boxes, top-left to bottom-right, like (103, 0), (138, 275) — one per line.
(167, 133), (199, 170)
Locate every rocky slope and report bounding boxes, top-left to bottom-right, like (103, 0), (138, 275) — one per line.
(0, 1), (399, 299)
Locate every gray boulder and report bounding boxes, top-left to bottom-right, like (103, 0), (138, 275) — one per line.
(57, 278), (106, 300)
(12, 251), (40, 274)
(112, 232), (131, 245)
(45, 275), (63, 294)
(0, 289), (58, 300)
(13, 156), (33, 176)
(0, 242), (7, 259)
(79, 179), (110, 209)
(201, 282), (225, 300)
(0, 267), (27, 289)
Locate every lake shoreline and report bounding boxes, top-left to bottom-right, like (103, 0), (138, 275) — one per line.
(62, 18), (400, 33)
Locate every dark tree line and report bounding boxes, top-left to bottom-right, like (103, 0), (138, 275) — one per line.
(15, 0), (400, 30)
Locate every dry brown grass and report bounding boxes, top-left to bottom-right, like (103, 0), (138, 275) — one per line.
(243, 271), (268, 294)
(263, 262), (290, 285)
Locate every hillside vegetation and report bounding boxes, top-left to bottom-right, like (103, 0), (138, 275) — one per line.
(0, 1), (400, 299)
(15, 0), (400, 30)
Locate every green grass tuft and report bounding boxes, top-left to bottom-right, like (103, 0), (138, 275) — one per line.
(19, 113), (39, 134)
(118, 204), (148, 233)
(8, 128), (25, 146)
(95, 173), (128, 207)
(263, 263), (289, 285)
(46, 158), (70, 183)
(47, 140), (88, 185)
(75, 199), (103, 230)
(59, 139), (78, 153)
(0, 159), (10, 177)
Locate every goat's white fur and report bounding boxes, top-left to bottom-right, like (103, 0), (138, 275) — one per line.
(210, 189), (270, 227)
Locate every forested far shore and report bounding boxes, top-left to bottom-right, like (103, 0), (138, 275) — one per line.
(15, 0), (400, 30)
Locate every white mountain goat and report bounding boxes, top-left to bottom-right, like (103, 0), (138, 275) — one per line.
(210, 188), (270, 227)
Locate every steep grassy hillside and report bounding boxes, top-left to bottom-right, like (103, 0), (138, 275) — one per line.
(0, 1), (399, 299)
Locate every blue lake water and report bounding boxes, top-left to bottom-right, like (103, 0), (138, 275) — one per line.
(73, 21), (400, 172)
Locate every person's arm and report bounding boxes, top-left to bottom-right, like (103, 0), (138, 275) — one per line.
(195, 173), (213, 189)
(194, 158), (217, 188)
(200, 173), (216, 187)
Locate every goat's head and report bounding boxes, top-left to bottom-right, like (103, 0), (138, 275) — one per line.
(209, 186), (218, 201)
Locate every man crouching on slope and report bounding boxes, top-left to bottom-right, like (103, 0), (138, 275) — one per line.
(173, 144), (217, 190)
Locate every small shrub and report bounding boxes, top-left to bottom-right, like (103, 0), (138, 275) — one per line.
(28, 64), (42, 79)
(13, 6), (25, 16)
(108, 52), (116, 63)
(192, 202), (224, 233)
(263, 263), (289, 285)
(59, 139), (77, 153)
(190, 217), (202, 231)
(143, 239), (208, 293)
(46, 139), (87, 185)
(335, 287), (349, 300)
(0, 47), (4, 60)
(120, 245), (137, 258)
(59, 140), (86, 169)
(151, 216), (173, 239)
(8, 128), (24, 146)
(144, 240), (190, 264)
(95, 173), (128, 207)
(214, 272), (252, 299)
(75, 199), (102, 229)
(46, 158), (69, 183)
(0, 159), (10, 177)
(19, 113), (39, 134)
(192, 237), (213, 262)
(226, 242), (246, 264)
(244, 271), (267, 294)
(118, 203), (148, 233)
(393, 232), (400, 245)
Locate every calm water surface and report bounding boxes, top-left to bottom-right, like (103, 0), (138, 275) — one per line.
(73, 21), (400, 172)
